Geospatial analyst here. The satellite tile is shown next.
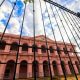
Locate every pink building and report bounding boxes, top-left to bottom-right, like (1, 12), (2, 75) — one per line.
(0, 33), (80, 80)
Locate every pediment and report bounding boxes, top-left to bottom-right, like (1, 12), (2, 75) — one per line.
(35, 35), (53, 42)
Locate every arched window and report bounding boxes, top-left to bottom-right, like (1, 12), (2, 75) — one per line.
(10, 42), (18, 51)
(32, 44), (38, 52)
(49, 46), (54, 53)
(22, 44), (28, 51)
(61, 61), (67, 75)
(57, 47), (61, 54)
(52, 61), (58, 76)
(32, 60), (39, 77)
(4, 60), (15, 79)
(63, 47), (67, 54)
(0, 40), (6, 50)
(19, 61), (27, 78)
(43, 61), (49, 77)
(70, 48), (73, 52)
(75, 61), (80, 74)
(0, 61), (1, 67)
(41, 45), (46, 53)
(68, 61), (74, 74)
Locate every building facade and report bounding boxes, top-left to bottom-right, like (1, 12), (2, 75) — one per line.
(0, 33), (80, 80)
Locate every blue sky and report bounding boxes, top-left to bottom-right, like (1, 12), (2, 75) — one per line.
(0, 0), (80, 39)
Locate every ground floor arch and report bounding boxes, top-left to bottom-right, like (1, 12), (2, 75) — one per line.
(19, 60), (27, 78)
(52, 61), (58, 76)
(43, 61), (50, 77)
(3, 60), (15, 80)
(32, 60), (39, 78)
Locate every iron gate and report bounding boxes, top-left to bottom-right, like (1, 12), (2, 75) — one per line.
(0, 0), (80, 80)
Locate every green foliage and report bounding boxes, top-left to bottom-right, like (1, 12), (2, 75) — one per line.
(24, 0), (33, 4)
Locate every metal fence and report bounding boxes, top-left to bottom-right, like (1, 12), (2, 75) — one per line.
(0, 0), (80, 80)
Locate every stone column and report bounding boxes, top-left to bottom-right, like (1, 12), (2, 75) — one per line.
(50, 64), (54, 77)
(0, 64), (6, 79)
(39, 63), (44, 77)
(15, 64), (20, 79)
(73, 64), (78, 74)
(58, 64), (63, 75)
(27, 63), (32, 78)
(28, 43), (32, 55)
(38, 44), (42, 54)
(4, 40), (11, 52)
(19, 47), (22, 53)
(65, 64), (71, 75)
(4, 45), (10, 52)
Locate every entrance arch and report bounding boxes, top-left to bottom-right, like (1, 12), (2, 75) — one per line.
(4, 60), (15, 80)
(52, 61), (58, 76)
(43, 61), (49, 77)
(32, 60), (39, 77)
(19, 60), (27, 78)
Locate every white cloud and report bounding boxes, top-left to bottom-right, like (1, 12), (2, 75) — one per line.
(0, 22), (5, 32)
(0, 0), (12, 20)
(7, 17), (20, 34)
(66, 0), (80, 12)
(0, 0), (80, 51)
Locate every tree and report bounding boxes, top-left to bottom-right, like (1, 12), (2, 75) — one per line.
(24, 0), (33, 4)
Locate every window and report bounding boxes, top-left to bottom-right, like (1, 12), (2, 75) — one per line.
(63, 47), (67, 54)
(41, 45), (46, 53)
(0, 40), (6, 50)
(70, 48), (73, 52)
(32, 44), (38, 52)
(57, 47), (61, 54)
(10, 42), (18, 51)
(49, 46), (54, 53)
(22, 44), (28, 51)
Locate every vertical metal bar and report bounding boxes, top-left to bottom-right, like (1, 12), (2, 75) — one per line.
(50, 4), (79, 80)
(51, 6), (78, 79)
(59, 9), (80, 76)
(60, 10), (80, 62)
(70, 14), (80, 32)
(33, 0), (36, 80)
(0, 0), (5, 7)
(38, 0), (45, 78)
(0, 1), (18, 79)
(44, 0), (77, 17)
(62, 11), (80, 50)
(39, 1), (53, 80)
(46, 4), (67, 80)
(65, 12), (80, 40)
(0, 0), (17, 41)
(74, 16), (80, 25)
(13, 2), (26, 80)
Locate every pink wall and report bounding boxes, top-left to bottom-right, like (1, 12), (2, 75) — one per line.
(0, 34), (79, 79)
